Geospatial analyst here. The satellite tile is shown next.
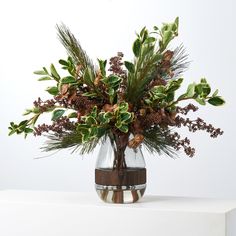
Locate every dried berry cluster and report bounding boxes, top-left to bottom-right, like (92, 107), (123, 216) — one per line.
(108, 52), (127, 78)
(175, 116), (223, 138)
(33, 98), (56, 113)
(34, 117), (75, 136)
(168, 132), (195, 157)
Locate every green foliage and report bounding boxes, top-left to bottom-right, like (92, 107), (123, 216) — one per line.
(51, 109), (65, 121)
(114, 102), (134, 133)
(124, 61), (135, 73)
(59, 56), (76, 76)
(126, 25), (162, 103)
(101, 75), (122, 104)
(158, 17), (179, 52)
(97, 59), (107, 76)
(132, 38), (141, 57)
(9, 19), (225, 158)
(145, 78), (183, 108)
(208, 96), (225, 106)
(50, 64), (60, 81)
(46, 86), (59, 96)
(175, 78), (225, 107)
(83, 67), (95, 87)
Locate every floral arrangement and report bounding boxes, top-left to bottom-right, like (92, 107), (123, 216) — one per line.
(9, 17), (225, 164)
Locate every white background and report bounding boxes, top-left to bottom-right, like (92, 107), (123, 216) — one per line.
(0, 0), (235, 198)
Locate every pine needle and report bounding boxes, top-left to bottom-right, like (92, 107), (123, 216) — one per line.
(56, 23), (95, 72)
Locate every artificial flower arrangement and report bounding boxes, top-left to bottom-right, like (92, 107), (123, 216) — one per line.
(9, 17), (225, 203)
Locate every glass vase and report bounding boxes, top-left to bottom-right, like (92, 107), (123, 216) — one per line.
(95, 135), (146, 204)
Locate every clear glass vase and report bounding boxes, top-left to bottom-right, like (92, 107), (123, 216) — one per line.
(95, 135), (146, 204)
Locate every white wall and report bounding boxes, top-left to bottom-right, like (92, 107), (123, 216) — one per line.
(0, 0), (235, 198)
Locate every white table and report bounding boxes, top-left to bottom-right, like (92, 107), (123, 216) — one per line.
(0, 190), (235, 236)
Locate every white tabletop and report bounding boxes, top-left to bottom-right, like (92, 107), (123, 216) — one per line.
(0, 190), (236, 236)
(0, 189), (236, 213)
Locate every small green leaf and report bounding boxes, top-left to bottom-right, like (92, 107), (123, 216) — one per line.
(124, 61), (135, 73)
(83, 67), (94, 86)
(51, 109), (65, 121)
(46, 86), (59, 96)
(153, 26), (159, 31)
(43, 67), (49, 74)
(59, 59), (69, 66)
(50, 64), (60, 81)
(34, 70), (47, 75)
(68, 112), (77, 118)
(38, 76), (52, 81)
(132, 38), (141, 57)
(212, 89), (219, 97)
(208, 96), (225, 106)
(186, 83), (196, 97)
(24, 128), (34, 134)
(98, 59), (107, 76)
(19, 120), (28, 127)
(61, 76), (77, 84)
(195, 97), (206, 105)
(118, 125), (129, 133)
(145, 37), (156, 44)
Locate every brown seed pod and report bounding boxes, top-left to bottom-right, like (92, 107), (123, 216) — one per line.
(94, 70), (102, 86)
(139, 108), (146, 116)
(128, 134), (144, 149)
(103, 104), (114, 112)
(163, 50), (174, 61)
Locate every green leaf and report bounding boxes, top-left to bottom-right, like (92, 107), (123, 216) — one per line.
(61, 76), (77, 84)
(195, 97), (206, 105)
(68, 112), (77, 118)
(82, 92), (98, 98)
(46, 86), (59, 96)
(51, 109), (65, 121)
(85, 116), (97, 125)
(124, 61), (135, 73)
(208, 96), (225, 106)
(212, 89), (219, 97)
(186, 83), (196, 97)
(195, 84), (203, 95)
(98, 59), (107, 76)
(133, 38), (141, 57)
(153, 26), (159, 31)
(145, 37), (156, 44)
(50, 64), (60, 81)
(59, 59), (69, 66)
(83, 67), (94, 86)
(118, 102), (129, 113)
(38, 76), (52, 81)
(24, 128), (34, 134)
(120, 112), (131, 122)
(19, 120), (28, 127)
(118, 124), (129, 133)
(34, 70), (47, 75)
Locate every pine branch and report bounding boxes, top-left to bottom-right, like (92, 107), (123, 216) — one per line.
(142, 126), (176, 157)
(56, 23), (95, 72)
(171, 44), (190, 78)
(41, 130), (104, 155)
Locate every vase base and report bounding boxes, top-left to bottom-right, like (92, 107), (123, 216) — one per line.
(95, 184), (146, 204)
